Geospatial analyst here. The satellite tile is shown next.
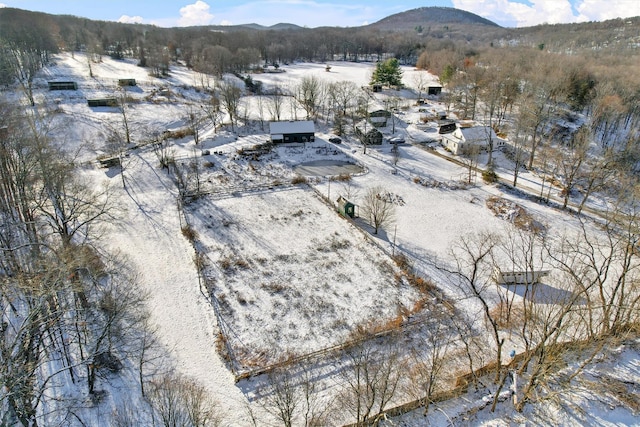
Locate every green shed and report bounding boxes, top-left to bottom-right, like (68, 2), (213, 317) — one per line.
(336, 196), (355, 218)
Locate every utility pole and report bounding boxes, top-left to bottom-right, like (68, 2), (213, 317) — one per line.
(392, 224), (397, 256)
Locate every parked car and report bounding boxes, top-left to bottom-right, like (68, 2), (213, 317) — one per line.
(389, 135), (405, 144)
(328, 136), (342, 144)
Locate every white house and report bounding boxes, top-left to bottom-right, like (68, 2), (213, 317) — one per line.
(440, 124), (503, 155)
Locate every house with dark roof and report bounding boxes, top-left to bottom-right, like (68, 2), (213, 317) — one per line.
(269, 121), (315, 143)
(355, 126), (383, 145)
(368, 110), (392, 128)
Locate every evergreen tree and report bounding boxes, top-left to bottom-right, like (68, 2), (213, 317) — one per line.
(370, 58), (403, 87)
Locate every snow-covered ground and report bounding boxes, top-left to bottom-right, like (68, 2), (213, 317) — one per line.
(17, 52), (640, 425)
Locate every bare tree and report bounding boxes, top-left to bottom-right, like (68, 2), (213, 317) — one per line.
(328, 81), (359, 136)
(408, 308), (453, 414)
(339, 181), (360, 203)
(261, 367), (298, 427)
(338, 339), (402, 426)
(437, 231), (508, 412)
(152, 133), (176, 171)
(360, 186), (395, 235)
(149, 372), (224, 427)
(498, 228), (585, 411)
(0, 103), (41, 273)
(552, 126), (589, 210)
(459, 144), (480, 185)
(0, 23), (55, 106)
(412, 71), (429, 103)
(518, 59), (562, 170)
(217, 78), (242, 131)
(268, 84), (286, 122)
(186, 104), (204, 145)
(296, 75), (323, 120)
(508, 110), (530, 188)
(70, 258), (149, 395)
(259, 362), (329, 427)
(202, 93), (222, 133)
(35, 166), (115, 248)
(549, 200), (640, 338)
(115, 86), (132, 145)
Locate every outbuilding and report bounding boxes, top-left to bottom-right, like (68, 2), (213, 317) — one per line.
(356, 127), (383, 145)
(48, 81), (77, 90)
(269, 120), (315, 143)
(336, 196), (355, 218)
(440, 124), (502, 155)
(368, 110), (392, 128)
(493, 267), (550, 285)
(438, 120), (457, 134)
(427, 85), (443, 96)
(87, 98), (118, 107)
(118, 78), (137, 86)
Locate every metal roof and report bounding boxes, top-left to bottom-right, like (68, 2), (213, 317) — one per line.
(269, 120), (315, 135)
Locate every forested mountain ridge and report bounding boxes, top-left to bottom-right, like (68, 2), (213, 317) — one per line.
(1, 5), (639, 62)
(367, 6), (501, 30)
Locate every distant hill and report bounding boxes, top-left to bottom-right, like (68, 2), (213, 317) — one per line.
(1, 5), (638, 61)
(367, 6), (501, 31)
(207, 22), (304, 32)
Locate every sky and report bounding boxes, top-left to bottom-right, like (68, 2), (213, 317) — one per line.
(0, 0), (638, 28)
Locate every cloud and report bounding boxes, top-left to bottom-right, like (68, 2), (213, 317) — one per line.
(118, 15), (144, 24)
(452, 0), (640, 28)
(575, 0), (640, 22)
(452, 0), (577, 27)
(0, 3), (6, 7)
(178, 0), (215, 26)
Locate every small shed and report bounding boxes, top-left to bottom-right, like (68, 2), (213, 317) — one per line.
(336, 196), (355, 218)
(427, 85), (442, 96)
(98, 156), (121, 168)
(118, 78), (137, 86)
(493, 267), (550, 285)
(48, 81), (77, 90)
(88, 98), (118, 107)
(269, 120), (315, 143)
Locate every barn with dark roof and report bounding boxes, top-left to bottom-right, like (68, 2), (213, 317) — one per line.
(269, 121), (315, 143)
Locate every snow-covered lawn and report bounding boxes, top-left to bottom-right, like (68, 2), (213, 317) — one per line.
(187, 184), (421, 370)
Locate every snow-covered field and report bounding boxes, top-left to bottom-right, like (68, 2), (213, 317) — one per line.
(18, 52), (640, 425)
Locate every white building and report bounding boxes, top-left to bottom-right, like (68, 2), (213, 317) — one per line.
(440, 124), (503, 155)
